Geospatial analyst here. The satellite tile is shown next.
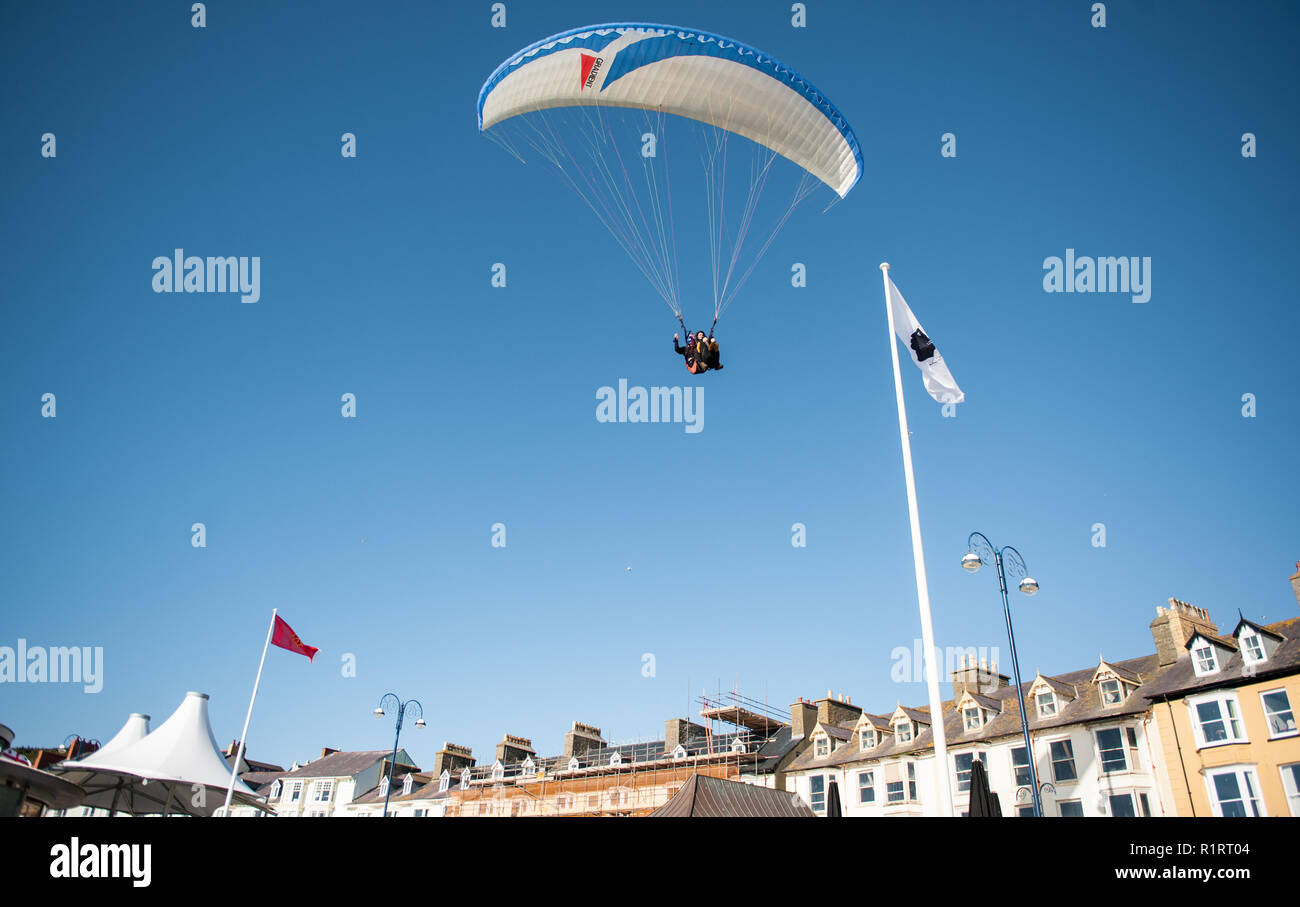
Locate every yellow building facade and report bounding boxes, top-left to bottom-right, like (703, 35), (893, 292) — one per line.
(1145, 577), (1300, 817)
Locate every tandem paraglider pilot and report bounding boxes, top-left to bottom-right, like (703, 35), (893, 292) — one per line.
(478, 23), (862, 378)
(674, 331), (723, 374)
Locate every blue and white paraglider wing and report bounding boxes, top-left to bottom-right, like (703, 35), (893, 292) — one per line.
(478, 23), (862, 198)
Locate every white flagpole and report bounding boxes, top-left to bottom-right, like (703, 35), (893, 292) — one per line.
(879, 263), (954, 817)
(222, 607), (276, 817)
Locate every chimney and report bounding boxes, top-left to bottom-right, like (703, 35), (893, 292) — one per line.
(1291, 561), (1300, 610)
(790, 698), (818, 738)
(1150, 598), (1219, 667)
(561, 722), (605, 759)
(816, 692), (863, 728)
(951, 654), (1011, 697)
(320, 747), (339, 759)
(495, 734), (535, 764)
(664, 718), (706, 752)
(432, 743), (474, 776)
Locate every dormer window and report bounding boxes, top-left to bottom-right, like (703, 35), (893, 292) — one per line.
(609, 751), (624, 767)
(459, 768), (471, 790)
(438, 770), (450, 793)
(730, 738), (747, 754)
(491, 762), (505, 781)
(963, 707), (983, 731)
(402, 774), (413, 795)
(1037, 692), (1058, 719)
(378, 776), (390, 798)
(1240, 631), (1266, 665)
(1100, 678), (1126, 706)
(671, 744), (687, 760)
(859, 729), (876, 749)
(522, 757), (536, 776)
(1192, 641), (1219, 676)
(567, 757), (581, 772)
(814, 736), (830, 758)
(895, 721), (914, 744)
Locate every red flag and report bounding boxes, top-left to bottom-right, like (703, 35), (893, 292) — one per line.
(271, 615), (318, 661)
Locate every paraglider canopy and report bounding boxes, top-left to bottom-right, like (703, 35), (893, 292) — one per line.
(479, 23), (861, 328)
(478, 22), (862, 197)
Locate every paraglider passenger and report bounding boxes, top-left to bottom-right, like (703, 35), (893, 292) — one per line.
(674, 332), (699, 372)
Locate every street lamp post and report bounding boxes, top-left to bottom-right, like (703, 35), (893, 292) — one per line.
(373, 693), (425, 817)
(1017, 781), (1057, 816)
(962, 532), (1043, 817)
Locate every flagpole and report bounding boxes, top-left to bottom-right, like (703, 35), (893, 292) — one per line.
(222, 607), (276, 817)
(879, 263), (954, 817)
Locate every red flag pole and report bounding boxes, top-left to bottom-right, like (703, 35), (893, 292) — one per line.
(221, 608), (276, 817)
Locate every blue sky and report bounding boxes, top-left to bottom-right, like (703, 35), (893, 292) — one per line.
(2, 1), (1297, 770)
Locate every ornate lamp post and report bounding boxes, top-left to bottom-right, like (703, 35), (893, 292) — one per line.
(962, 532), (1042, 816)
(1017, 781), (1057, 816)
(373, 693), (425, 817)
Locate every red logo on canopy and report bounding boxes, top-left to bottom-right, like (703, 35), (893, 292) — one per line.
(580, 53), (601, 90)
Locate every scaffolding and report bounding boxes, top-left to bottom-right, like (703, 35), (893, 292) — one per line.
(439, 688), (791, 817)
(698, 689), (788, 753)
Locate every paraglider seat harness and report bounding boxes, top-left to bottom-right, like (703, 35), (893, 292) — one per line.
(677, 318), (722, 374)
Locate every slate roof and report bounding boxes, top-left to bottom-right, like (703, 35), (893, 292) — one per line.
(1096, 661), (1143, 683)
(278, 750), (416, 780)
(788, 653), (1164, 773)
(240, 770), (284, 794)
(1143, 616), (1300, 700)
(958, 693), (1002, 712)
(349, 772), (452, 806)
(749, 726), (800, 772)
(819, 725), (853, 741)
(1234, 618), (1285, 641)
(649, 774), (814, 818)
(855, 714), (893, 731)
(1188, 631), (1239, 652)
(242, 757), (284, 773)
(1032, 675), (1078, 698)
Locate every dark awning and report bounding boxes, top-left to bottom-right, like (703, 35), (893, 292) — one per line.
(649, 774), (815, 817)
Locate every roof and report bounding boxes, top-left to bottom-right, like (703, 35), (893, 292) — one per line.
(1144, 616), (1300, 700)
(1186, 630), (1238, 652)
(817, 725), (853, 741)
(787, 653), (1164, 773)
(242, 757), (284, 773)
(649, 774), (814, 818)
(1233, 617), (1284, 641)
(855, 714), (893, 731)
(958, 693), (1002, 712)
(1095, 660), (1143, 684)
(748, 726), (800, 772)
(279, 750), (416, 780)
(1031, 675), (1078, 699)
(240, 770), (284, 790)
(349, 772), (451, 806)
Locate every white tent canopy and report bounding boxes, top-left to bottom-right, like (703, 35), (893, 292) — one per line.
(91, 712), (150, 763)
(54, 692), (266, 816)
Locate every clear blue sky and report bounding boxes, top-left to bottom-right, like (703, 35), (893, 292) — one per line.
(3, 1), (1297, 769)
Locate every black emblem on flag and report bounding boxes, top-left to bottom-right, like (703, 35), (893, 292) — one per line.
(909, 328), (936, 362)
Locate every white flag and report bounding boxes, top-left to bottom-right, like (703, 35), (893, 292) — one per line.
(886, 276), (964, 404)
